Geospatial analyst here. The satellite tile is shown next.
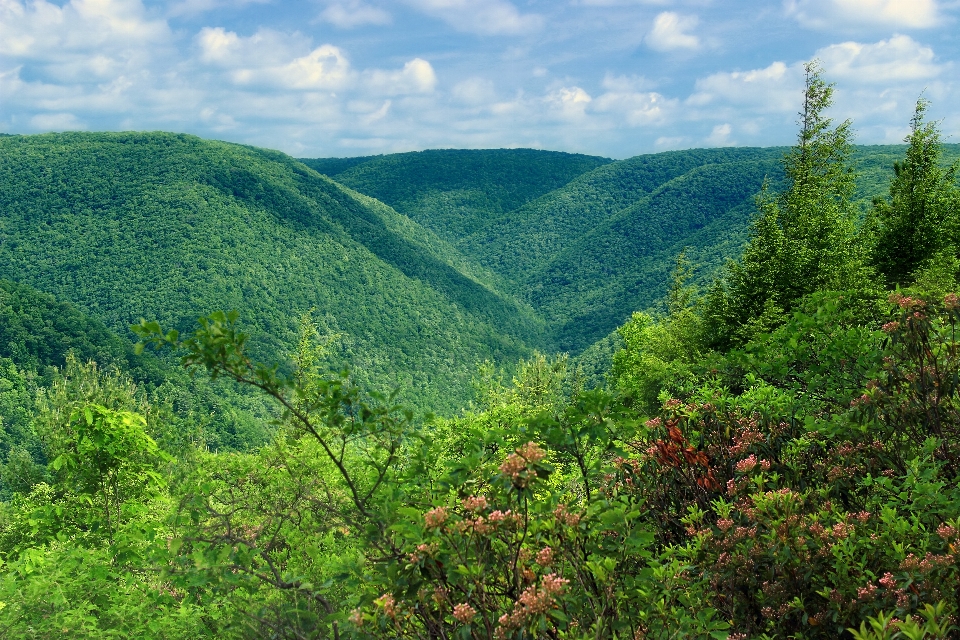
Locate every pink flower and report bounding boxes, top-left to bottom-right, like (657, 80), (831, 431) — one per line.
(736, 454), (757, 473)
(536, 547), (554, 566)
(375, 594), (397, 618)
(453, 603), (477, 624)
(424, 507), (449, 529)
(717, 518), (734, 532)
(945, 293), (959, 310)
(462, 496), (489, 512)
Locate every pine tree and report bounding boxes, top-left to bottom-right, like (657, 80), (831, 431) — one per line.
(708, 61), (864, 348)
(871, 98), (960, 287)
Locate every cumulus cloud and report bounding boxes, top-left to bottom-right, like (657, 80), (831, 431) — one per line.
(546, 86), (592, 117)
(404, 0), (543, 35)
(0, 0), (170, 62)
(196, 28), (352, 90)
(688, 61), (803, 113)
(593, 75), (674, 125)
(320, 1), (391, 28)
(646, 12), (700, 52)
(363, 58), (437, 94)
(706, 123), (733, 145)
(816, 35), (943, 83)
(786, 0), (940, 30)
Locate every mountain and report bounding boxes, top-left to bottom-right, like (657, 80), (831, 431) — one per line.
(302, 149), (612, 243)
(0, 132), (546, 414)
(317, 144), (960, 351)
(5, 134), (957, 416)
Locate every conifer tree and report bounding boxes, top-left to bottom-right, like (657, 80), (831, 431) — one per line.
(708, 61), (864, 348)
(871, 98), (960, 287)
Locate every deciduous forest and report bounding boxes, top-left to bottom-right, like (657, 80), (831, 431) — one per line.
(2, 65), (960, 639)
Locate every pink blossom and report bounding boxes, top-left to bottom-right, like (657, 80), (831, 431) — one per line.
(462, 496), (489, 512)
(424, 507), (449, 529)
(736, 454), (758, 473)
(453, 603), (477, 624)
(536, 547), (554, 566)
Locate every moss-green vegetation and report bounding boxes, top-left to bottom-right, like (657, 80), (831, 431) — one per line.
(3, 71), (960, 639)
(0, 132), (545, 415)
(305, 148), (611, 242)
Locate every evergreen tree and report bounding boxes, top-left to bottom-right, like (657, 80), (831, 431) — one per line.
(709, 61), (864, 348)
(871, 98), (960, 287)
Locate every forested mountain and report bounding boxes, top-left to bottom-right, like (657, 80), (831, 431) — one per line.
(311, 144), (959, 351)
(0, 133), (548, 414)
(4, 134), (957, 420)
(301, 148), (611, 242)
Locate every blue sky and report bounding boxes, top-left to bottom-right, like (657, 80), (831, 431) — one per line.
(2, 0), (958, 158)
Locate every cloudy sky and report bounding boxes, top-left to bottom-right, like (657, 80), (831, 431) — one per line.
(1, 0), (958, 158)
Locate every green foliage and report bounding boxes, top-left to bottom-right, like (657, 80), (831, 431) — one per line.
(871, 99), (960, 287)
(6, 78), (960, 640)
(0, 132), (543, 414)
(612, 251), (707, 414)
(312, 148), (611, 242)
(712, 62), (868, 348)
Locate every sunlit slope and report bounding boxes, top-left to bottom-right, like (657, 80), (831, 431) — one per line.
(302, 149), (612, 242)
(461, 147), (785, 286)
(0, 132), (546, 413)
(529, 159), (782, 350)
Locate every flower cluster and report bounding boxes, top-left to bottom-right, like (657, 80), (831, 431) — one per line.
(462, 495), (489, 512)
(424, 507), (449, 529)
(495, 574), (569, 638)
(499, 442), (547, 489)
(453, 602), (477, 624)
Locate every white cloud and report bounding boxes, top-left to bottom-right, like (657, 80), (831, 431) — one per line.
(816, 35), (943, 84)
(706, 123), (733, 145)
(594, 76), (673, 125)
(688, 61), (802, 113)
(363, 58), (437, 94)
(786, 0), (940, 30)
(29, 112), (86, 130)
(0, 0), (170, 61)
(196, 28), (353, 90)
(320, 1), (391, 28)
(546, 86), (593, 117)
(195, 28), (436, 95)
(646, 12), (700, 52)
(404, 0), (543, 35)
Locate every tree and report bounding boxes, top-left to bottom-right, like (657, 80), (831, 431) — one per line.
(871, 98), (960, 287)
(710, 61), (865, 348)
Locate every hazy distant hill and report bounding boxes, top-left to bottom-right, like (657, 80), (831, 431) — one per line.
(0, 133), (546, 414)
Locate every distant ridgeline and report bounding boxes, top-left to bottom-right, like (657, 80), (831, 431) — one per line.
(306, 144), (959, 352)
(1, 132), (956, 419)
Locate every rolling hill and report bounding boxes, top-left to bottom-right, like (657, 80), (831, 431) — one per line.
(0, 133), (546, 414)
(4, 134), (957, 418)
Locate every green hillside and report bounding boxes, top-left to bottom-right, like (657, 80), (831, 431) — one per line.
(0, 132), (546, 414)
(302, 149), (612, 242)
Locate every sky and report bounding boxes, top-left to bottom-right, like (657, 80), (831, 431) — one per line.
(1, 0), (959, 159)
